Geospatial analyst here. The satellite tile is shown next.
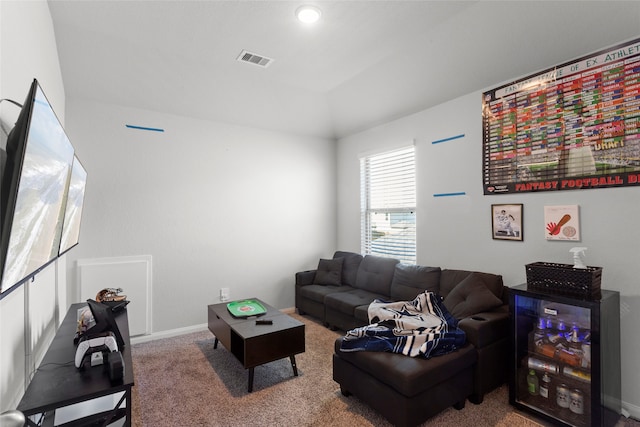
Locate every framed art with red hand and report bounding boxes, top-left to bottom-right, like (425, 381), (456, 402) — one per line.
(544, 205), (580, 241)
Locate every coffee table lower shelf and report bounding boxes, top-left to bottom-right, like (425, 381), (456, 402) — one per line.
(207, 300), (305, 392)
(212, 338), (299, 392)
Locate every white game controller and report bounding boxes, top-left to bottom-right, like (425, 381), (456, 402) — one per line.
(75, 332), (119, 369)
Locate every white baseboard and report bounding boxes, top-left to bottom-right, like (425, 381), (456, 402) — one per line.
(130, 307), (297, 345)
(130, 323), (208, 345)
(622, 401), (640, 422)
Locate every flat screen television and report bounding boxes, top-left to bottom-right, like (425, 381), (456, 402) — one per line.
(58, 155), (87, 256)
(0, 79), (75, 295)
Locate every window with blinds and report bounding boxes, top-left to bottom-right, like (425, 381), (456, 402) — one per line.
(360, 145), (416, 264)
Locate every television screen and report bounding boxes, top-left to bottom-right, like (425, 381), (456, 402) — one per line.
(58, 155), (87, 256)
(0, 79), (75, 294)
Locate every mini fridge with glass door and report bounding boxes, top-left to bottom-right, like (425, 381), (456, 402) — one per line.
(509, 284), (620, 427)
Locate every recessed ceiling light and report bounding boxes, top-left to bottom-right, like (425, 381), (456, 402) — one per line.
(296, 5), (321, 24)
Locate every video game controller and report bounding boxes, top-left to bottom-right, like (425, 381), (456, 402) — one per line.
(75, 332), (119, 369)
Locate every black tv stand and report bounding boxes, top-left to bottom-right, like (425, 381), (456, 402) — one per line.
(17, 303), (134, 426)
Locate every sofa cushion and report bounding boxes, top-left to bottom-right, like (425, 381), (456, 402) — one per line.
(390, 264), (441, 301)
(297, 284), (353, 303)
(334, 338), (477, 397)
(443, 273), (504, 319)
(439, 269), (504, 299)
(325, 289), (388, 316)
(353, 305), (371, 324)
(353, 255), (399, 295)
(313, 258), (344, 286)
(333, 251), (363, 287)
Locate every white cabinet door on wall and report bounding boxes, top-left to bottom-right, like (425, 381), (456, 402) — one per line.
(78, 255), (152, 337)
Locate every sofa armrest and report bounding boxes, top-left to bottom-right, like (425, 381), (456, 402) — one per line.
(295, 270), (316, 286)
(457, 307), (509, 349)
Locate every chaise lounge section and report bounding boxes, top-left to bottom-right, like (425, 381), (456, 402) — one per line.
(333, 338), (477, 427)
(295, 251), (510, 426)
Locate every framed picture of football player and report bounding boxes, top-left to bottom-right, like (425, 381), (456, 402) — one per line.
(491, 204), (523, 241)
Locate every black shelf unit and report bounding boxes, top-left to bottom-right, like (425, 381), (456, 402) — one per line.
(509, 284), (621, 427)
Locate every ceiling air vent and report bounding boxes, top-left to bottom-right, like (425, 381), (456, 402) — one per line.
(237, 50), (274, 68)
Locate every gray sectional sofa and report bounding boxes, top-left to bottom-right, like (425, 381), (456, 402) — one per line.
(295, 251), (510, 426)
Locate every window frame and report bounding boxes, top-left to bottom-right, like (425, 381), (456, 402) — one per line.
(360, 145), (416, 264)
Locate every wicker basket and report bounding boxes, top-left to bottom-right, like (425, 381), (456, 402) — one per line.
(525, 262), (602, 299)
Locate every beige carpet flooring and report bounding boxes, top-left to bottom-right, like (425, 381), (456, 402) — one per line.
(130, 313), (638, 427)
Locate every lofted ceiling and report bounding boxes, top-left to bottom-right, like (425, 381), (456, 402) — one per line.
(48, 1), (640, 140)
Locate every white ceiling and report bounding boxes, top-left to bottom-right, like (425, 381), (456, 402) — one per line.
(48, 1), (640, 140)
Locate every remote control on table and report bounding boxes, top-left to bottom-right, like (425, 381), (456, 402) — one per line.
(255, 319), (273, 325)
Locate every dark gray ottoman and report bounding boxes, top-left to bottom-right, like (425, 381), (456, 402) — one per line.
(333, 338), (477, 427)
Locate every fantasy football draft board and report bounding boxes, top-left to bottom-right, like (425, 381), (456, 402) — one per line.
(483, 37), (640, 195)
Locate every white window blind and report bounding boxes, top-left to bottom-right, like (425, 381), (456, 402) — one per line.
(360, 146), (416, 264)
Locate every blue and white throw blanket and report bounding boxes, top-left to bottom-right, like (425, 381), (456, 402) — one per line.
(340, 291), (466, 358)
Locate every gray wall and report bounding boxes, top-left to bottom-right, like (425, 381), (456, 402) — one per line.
(337, 90), (640, 417)
(62, 99), (337, 333)
(0, 0), (68, 412)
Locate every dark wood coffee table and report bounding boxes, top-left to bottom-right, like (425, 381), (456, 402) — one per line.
(207, 298), (305, 392)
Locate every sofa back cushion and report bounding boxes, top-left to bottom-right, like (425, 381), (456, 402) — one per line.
(442, 272), (504, 318)
(439, 269), (504, 299)
(333, 251), (363, 287)
(313, 257), (344, 286)
(390, 264), (441, 301)
(353, 255), (399, 296)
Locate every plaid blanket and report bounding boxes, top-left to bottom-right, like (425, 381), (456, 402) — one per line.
(339, 291), (466, 358)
